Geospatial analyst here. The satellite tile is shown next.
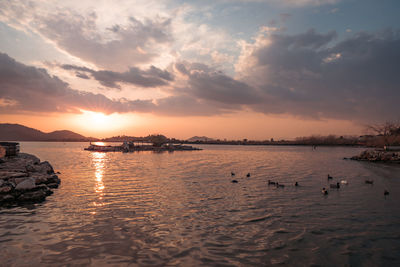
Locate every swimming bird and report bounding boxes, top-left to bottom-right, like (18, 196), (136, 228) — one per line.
(330, 182), (340, 189)
(384, 190), (389, 196)
(268, 180), (276, 185)
(322, 187), (328, 195)
(276, 183), (285, 188)
(231, 179), (238, 183)
(231, 172), (235, 176)
(327, 174), (333, 180)
(365, 180), (374, 184)
(340, 180), (348, 185)
(295, 182), (299, 186)
(246, 173), (251, 178)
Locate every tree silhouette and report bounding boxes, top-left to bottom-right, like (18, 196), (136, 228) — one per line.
(147, 134), (168, 147)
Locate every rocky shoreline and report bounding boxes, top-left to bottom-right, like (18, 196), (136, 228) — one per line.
(0, 153), (60, 207)
(349, 149), (400, 163)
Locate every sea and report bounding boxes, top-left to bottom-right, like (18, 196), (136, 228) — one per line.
(1, 142), (400, 266)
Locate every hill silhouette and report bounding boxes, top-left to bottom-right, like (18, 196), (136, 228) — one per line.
(0, 123), (95, 141)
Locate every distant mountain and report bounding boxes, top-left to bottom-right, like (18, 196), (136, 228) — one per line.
(45, 130), (87, 140)
(187, 136), (214, 142)
(0, 123), (94, 141)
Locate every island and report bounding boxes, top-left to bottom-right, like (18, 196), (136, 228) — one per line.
(84, 141), (202, 152)
(84, 134), (202, 152)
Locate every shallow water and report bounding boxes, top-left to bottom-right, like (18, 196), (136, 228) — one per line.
(1, 142), (400, 266)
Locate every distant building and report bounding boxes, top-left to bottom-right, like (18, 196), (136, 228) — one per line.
(0, 142), (20, 157)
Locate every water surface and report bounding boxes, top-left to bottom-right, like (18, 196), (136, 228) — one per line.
(1, 143), (400, 266)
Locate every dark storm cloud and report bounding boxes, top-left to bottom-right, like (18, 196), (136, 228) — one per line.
(61, 64), (174, 89)
(176, 62), (261, 105)
(0, 52), (155, 114)
(243, 29), (400, 122)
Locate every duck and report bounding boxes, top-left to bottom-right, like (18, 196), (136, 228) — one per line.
(268, 180), (276, 185)
(340, 180), (348, 185)
(327, 174), (333, 180)
(231, 179), (238, 183)
(384, 190), (389, 196)
(365, 180), (374, 184)
(246, 173), (251, 178)
(330, 182), (340, 189)
(322, 187), (328, 195)
(231, 172), (235, 176)
(295, 182), (299, 186)
(276, 183), (285, 188)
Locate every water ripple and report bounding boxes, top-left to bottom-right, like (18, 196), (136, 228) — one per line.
(0, 143), (399, 266)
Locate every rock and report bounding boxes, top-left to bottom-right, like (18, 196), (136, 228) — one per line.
(35, 184), (53, 196)
(32, 174), (51, 185)
(0, 194), (15, 202)
(25, 165), (36, 172)
(18, 153), (40, 165)
(26, 161), (54, 174)
(45, 175), (61, 185)
(0, 171), (28, 179)
(15, 178), (36, 191)
(15, 177), (29, 185)
(0, 152), (60, 207)
(18, 190), (46, 202)
(47, 183), (59, 189)
(0, 186), (12, 193)
(351, 149), (400, 163)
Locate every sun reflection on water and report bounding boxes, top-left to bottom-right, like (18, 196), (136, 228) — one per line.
(92, 152), (106, 208)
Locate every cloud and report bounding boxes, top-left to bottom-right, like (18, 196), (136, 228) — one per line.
(61, 64), (174, 89)
(37, 13), (172, 70)
(0, 53), (231, 116)
(0, 2), (172, 71)
(175, 62), (261, 105)
(0, 52), (155, 114)
(236, 28), (400, 122)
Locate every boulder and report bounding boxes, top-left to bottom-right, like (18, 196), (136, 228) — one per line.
(18, 153), (40, 165)
(0, 186), (12, 193)
(18, 190), (46, 202)
(45, 175), (61, 185)
(32, 174), (51, 185)
(0, 171), (28, 179)
(0, 194), (14, 202)
(26, 161), (54, 174)
(47, 183), (59, 189)
(15, 177), (29, 185)
(35, 184), (53, 196)
(15, 178), (36, 191)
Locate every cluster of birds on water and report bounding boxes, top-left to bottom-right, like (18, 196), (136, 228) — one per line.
(230, 172), (390, 196)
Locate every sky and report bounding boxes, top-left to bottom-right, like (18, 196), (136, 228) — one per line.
(0, 0), (399, 140)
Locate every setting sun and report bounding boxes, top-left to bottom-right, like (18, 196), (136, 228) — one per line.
(73, 110), (129, 135)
